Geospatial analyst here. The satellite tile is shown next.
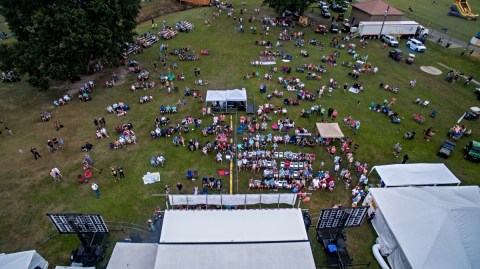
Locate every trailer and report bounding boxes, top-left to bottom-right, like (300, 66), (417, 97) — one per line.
(355, 21), (429, 38)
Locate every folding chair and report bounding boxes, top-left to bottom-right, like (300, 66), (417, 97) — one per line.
(279, 152), (284, 159)
(186, 170), (193, 179)
(193, 171), (199, 180)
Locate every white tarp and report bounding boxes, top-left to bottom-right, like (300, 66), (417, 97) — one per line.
(0, 250), (48, 269)
(371, 163), (461, 187)
(154, 242), (315, 269)
(106, 243), (158, 269)
(226, 89), (247, 101)
(368, 186), (480, 269)
(160, 208), (308, 243)
(142, 172), (160, 184)
(168, 194), (297, 206)
(316, 122), (345, 138)
(205, 90), (227, 102)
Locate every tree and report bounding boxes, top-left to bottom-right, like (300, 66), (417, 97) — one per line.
(0, 0), (141, 90)
(262, 0), (316, 16)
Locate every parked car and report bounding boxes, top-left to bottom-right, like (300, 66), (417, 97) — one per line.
(382, 34), (399, 47)
(321, 8), (331, 18)
(319, 1), (329, 9)
(464, 140), (480, 162)
(407, 38), (426, 52)
(437, 140), (456, 159)
(389, 49), (403, 62)
(330, 3), (347, 12)
(330, 23), (339, 33)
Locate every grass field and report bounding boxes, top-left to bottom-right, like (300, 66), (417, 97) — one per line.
(0, 0), (479, 267)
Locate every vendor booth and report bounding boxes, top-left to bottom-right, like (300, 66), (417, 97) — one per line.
(369, 163), (461, 187)
(316, 122), (345, 138)
(365, 186), (480, 269)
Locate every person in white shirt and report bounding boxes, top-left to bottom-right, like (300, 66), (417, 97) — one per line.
(91, 183), (100, 198)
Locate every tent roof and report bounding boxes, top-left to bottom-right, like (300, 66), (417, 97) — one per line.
(371, 163), (461, 187)
(370, 186), (480, 269)
(0, 250), (48, 269)
(316, 123), (344, 138)
(352, 0), (404, 16)
(154, 242), (315, 269)
(226, 89), (247, 101)
(160, 208), (308, 243)
(205, 90), (227, 102)
(106, 243), (158, 269)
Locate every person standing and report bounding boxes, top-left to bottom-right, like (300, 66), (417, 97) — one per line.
(402, 153), (409, 164)
(111, 166), (119, 182)
(176, 182), (183, 193)
(50, 167), (62, 182)
(47, 139), (56, 152)
(118, 166), (125, 178)
(30, 147), (42, 160)
(91, 183), (100, 198)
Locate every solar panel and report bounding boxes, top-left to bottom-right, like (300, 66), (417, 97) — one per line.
(47, 214), (109, 234)
(316, 207), (368, 229)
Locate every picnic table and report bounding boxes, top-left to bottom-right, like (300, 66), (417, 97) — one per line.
(159, 29), (177, 40)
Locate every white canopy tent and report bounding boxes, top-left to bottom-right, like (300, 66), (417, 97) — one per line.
(205, 90), (227, 103)
(316, 122), (345, 138)
(0, 250), (48, 269)
(366, 186), (480, 269)
(205, 89), (247, 111)
(226, 89), (247, 101)
(106, 243), (158, 269)
(370, 163), (461, 187)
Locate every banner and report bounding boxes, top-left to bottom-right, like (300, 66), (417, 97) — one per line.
(168, 194), (297, 206)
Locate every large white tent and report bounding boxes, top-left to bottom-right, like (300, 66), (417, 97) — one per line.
(370, 163), (461, 187)
(0, 250), (48, 269)
(205, 90), (227, 103)
(107, 209), (316, 269)
(366, 186), (480, 269)
(316, 123), (344, 138)
(106, 242), (158, 269)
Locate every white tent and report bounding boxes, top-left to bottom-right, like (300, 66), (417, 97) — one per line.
(106, 243), (158, 269)
(367, 186), (480, 269)
(108, 209), (315, 269)
(370, 163), (461, 187)
(316, 122), (345, 138)
(0, 250), (48, 269)
(226, 89), (247, 101)
(205, 90), (227, 102)
(55, 266), (95, 269)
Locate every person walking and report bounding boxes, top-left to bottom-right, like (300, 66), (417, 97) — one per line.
(402, 153), (409, 164)
(118, 166), (125, 178)
(30, 147), (42, 160)
(91, 183), (100, 198)
(47, 139), (56, 152)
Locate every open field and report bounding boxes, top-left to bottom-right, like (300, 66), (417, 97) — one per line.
(0, 0), (479, 267)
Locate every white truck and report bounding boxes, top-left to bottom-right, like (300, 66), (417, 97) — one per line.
(354, 21), (429, 38)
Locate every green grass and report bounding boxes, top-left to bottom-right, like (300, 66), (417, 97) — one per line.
(0, 0), (479, 267)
